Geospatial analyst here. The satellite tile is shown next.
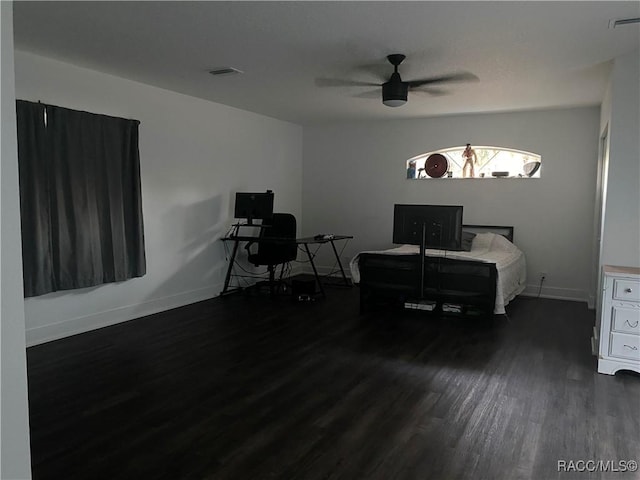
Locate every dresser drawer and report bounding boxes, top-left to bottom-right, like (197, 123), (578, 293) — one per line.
(611, 307), (640, 335)
(609, 333), (640, 361)
(613, 279), (640, 302)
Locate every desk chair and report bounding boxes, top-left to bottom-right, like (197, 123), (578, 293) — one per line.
(246, 213), (297, 296)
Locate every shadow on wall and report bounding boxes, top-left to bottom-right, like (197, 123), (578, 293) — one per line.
(25, 194), (228, 300)
(23, 192), (266, 343)
(135, 193), (230, 315)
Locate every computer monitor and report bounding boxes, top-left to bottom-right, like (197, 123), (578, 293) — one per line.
(393, 204), (463, 251)
(234, 191), (274, 225)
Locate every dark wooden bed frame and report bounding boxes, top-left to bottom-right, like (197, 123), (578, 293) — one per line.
(357, 225), (514, 317)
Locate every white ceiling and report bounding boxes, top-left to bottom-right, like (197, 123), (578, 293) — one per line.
(12, 1), (640, 125)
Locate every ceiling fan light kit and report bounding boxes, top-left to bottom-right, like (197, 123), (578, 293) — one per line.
(382, 54), (408, 107)
(382, 76), (408, 107)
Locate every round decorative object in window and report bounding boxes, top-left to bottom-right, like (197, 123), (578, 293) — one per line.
(425, 153), (449, 178)
(523, 160), (541, 177)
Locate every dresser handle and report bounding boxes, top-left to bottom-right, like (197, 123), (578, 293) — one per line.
(626, 320), (639, 328)
(625, 288), (633, 293)
(623, 345), (638, 351)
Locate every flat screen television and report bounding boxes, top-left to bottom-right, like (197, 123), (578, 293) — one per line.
(234, 191), (274, 225)
(393, 204), (463, 251)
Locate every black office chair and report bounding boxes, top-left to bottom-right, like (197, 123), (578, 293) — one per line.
(246, 213), (297, 296)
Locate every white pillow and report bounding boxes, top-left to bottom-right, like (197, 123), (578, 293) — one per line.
(471, 232), (495, 251)
(489, 231), (520, 253)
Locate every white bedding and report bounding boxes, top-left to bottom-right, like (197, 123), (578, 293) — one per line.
(349, 232), (526, 314)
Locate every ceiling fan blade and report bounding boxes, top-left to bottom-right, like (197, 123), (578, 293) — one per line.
(407, 72), (479, 88)
(412, 87), (450, 97)
(315, 78), (381, 88)
(353, 89), (381, 99)
(352, 63), (390, 83)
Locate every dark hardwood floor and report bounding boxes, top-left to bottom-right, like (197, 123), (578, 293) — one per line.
(27, 284), (640, 480)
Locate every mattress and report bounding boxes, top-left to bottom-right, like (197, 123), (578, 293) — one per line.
(349, 232), (527, 314)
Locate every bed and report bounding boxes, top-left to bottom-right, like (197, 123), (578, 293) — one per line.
(350, 225), (526, 316)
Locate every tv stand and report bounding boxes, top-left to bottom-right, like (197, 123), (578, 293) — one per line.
(357, 253), (497, 318)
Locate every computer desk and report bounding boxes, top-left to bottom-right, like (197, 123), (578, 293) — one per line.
(221, 234), (353, 297)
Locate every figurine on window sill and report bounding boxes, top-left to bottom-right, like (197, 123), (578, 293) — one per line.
(462, 143), (478, 178)
(407, 160), (417, 179)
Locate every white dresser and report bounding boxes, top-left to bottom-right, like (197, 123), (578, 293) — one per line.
(597, 265), (640, 375)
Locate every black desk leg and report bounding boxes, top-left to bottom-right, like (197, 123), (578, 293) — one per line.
(304, 243), (326, 298)
(329, 239), (350, 286)
(222, 239), (240, 295)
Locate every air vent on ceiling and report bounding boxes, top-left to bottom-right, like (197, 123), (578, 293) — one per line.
(608, 17), (640, 28)
(209, 67), (243, 76)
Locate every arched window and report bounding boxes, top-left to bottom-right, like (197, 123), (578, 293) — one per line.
(406, 145), (541, 179)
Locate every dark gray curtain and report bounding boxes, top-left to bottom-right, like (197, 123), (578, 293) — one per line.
(16, 100), (146, 297)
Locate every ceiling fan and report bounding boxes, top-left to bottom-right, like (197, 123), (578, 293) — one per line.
(316, 54), (478, 107)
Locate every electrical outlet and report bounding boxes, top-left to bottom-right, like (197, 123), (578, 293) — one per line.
(540, 271), (548, 281)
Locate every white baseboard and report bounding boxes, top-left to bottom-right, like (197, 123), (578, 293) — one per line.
(520, 284), (588, 303)
(25, 273), (589, 347)
(25, 262), (311, 347)
(25, 284), (223, 347)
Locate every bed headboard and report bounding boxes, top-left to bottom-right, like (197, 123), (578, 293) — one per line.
(463, 224), (514, 243)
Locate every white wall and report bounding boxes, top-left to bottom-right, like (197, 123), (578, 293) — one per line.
(303, 107), (600, 302)
(15, 51), (303, 346)
(599, 49), (640, 269)
(1, 3), (32, 478)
